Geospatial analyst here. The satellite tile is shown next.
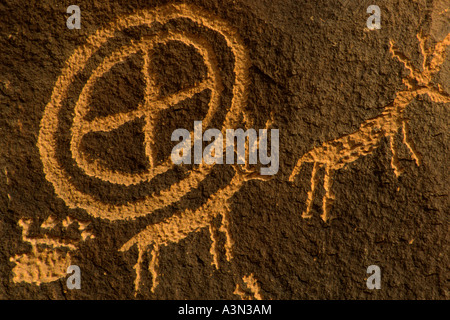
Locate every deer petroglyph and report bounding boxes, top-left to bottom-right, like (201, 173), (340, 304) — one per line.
(290, 33), (450, 222)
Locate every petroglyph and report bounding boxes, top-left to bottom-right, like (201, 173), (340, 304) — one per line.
(41, 215), (58, 229)
(234, 274), (263, 300)
(37, 3), (272, 293)
(4, 167), (11, 202)
(120, 165), (271, 294)
(38, 3), (251, 221)
(290, 32), (450, 222)
(10, 216), (94, 285)
(120, 114), (274, 294)
(71, 32), (221, 186)
(10, 247), (72, 286)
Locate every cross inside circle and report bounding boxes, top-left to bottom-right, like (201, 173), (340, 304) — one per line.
(39, 5), (249, 220)
(71, 32), (223, 186)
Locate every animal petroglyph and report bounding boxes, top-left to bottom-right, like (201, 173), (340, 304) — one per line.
(290, 32), (450, 222)
(121, 166), (270, 293)
(234, 273), (263, 300)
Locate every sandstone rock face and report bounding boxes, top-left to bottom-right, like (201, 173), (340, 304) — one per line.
(1, 0), (448, 299)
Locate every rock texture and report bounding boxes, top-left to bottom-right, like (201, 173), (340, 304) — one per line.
(0, 0), (448, 299)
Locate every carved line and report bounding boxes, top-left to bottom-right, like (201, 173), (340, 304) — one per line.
(234, 274), (263, 300)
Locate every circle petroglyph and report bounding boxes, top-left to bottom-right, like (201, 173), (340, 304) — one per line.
(72, 32), (221, 186)
(38, 4), (250, 221)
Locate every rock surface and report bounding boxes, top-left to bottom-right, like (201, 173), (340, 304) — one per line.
(0, 0), (448, 299)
